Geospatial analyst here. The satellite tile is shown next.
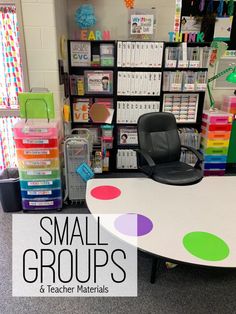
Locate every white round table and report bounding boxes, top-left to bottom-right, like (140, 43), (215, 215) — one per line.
(86, 176), (236, 268)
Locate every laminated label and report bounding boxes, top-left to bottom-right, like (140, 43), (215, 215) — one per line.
(23, 139), (49, 144)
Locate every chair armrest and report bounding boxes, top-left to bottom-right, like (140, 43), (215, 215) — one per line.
(181, 145), (203, 168)
(135, 149), (156, 177)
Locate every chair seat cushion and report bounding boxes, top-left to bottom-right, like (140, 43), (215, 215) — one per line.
(143, 161), (203, 186)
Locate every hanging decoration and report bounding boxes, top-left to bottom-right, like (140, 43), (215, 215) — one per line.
(174, 0), (182, 33)
(227, 0), (234, 16)
(217, 0), (224, 17)
(75, 4), (96, 29)
(124, 0), (135, 9)
(207, 0), (214, 13)
(199, 0), (206, 12)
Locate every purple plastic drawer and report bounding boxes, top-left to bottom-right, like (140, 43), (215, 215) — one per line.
(204, 170), (225, 176)
(22, 198), (62, 210)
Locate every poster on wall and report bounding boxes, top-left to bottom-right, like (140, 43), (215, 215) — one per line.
(214, 17), (232, 41)
(129, 8), (156, 40)
(130, 14), (154, 34)
(181, 16), (201, 33)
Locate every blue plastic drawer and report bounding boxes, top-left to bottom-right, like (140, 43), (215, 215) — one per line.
(204, 155), (227, 163)
(20, 179), (61, 190)
(21, 188), (61, 199)
(204, 163), (226, 170)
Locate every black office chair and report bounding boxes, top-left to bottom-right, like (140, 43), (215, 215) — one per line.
(136, 112), (203, 186)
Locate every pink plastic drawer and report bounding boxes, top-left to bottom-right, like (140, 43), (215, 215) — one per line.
(13, 120), (59, 138)
(15, 138), (58, 149)
(202, 111), (232, 125)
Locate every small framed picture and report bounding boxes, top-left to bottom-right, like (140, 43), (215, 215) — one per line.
(84, 71), (113, 94)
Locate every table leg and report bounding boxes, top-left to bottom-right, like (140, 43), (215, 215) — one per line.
(150, 257), (163, 284)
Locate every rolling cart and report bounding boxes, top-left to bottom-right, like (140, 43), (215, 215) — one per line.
(64, 129), (93, 203)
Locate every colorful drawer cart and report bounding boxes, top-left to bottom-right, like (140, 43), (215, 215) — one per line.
(13, 120), (62, 210)
(201, 110), (233, 176)
(222, 96), (236, 165)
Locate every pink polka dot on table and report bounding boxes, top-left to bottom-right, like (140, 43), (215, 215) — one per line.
(90, 185), (121, 200)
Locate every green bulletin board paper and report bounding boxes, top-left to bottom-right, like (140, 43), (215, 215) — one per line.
(18, 92), (55, 119)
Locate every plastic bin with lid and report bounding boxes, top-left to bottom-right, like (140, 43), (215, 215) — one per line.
(13, 119), (59, 138)
(22, 197), (62, 210)
(21, 188), (61, 199)
(20, 178), (61, 190)
(19, 169), (60, 180)
(17, 158), (60, 170)
(16, 147), (59, 159)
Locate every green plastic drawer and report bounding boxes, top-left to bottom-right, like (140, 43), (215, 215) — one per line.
(19, 169), (60, 180)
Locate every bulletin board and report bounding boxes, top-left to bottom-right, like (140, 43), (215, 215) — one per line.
(180, 0), (236, 49)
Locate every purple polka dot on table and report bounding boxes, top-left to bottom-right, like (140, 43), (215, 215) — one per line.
(114, 214), (153, 237)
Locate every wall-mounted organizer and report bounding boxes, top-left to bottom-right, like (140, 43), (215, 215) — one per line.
(68, 40), (116, 173)
(201, 110), (233, 176)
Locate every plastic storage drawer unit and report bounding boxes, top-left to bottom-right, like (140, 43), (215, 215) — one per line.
(15, 138), (58, 149)
(22, 198), (62, 210)
(18, 158), (60, 170)
(19, 169), (60, 180)
(16, 148), (59, 159)
(21, 188), (61, 199)
(20, 179), (61, 190)
(13, 120), (59, 138)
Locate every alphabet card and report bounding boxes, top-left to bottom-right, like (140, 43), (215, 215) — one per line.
(70, 41), (91, 67)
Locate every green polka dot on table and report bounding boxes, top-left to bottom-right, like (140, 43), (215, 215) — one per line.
(183, 231), (230, 262)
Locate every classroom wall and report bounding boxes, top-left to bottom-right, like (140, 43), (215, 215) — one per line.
(67, 0), (176, 41)
(21, 0), (68, 118)
(67, 0), (236, 108)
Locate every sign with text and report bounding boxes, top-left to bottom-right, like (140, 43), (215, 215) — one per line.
(130, 14), (154, 35)
(12, 214), (137, 297)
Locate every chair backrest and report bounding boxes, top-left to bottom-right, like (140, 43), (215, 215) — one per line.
(137, 112), (181, 163)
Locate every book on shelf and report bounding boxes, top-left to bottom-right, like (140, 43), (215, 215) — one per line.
(73, 98), (91, 122)
(117, 41), (163, 68)
(117, 101), (160, 124)
(117, 71), (162, 96)
(118, 127), (138, 145)
(70, 42), (91, 67)
(117, 149), (137, 169)
(70, 75), (85, 96)
(84, 70), (113, 94)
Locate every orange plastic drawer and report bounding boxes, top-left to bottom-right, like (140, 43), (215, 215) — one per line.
(201, 129), (231, 140)
(16, 148), (59, 160)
